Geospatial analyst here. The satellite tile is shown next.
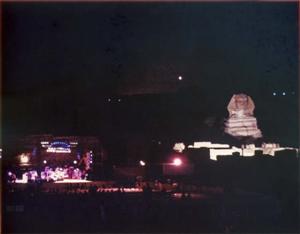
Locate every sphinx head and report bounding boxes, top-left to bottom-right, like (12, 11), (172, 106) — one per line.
(227, 93), (255, 117)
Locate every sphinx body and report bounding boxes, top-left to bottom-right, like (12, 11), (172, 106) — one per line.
(224, 94), (262, 139)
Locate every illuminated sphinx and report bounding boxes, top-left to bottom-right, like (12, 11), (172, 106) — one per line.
(224, 94), (262, 139)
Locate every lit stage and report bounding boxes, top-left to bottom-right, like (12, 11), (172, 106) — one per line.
(54, 179), (92, 183)
(14, 178), (92, 184)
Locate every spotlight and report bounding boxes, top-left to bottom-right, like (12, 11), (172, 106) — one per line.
(139, 160), (146, 166)
(173, 158), (182, 166)
(20, 154), (29, 164)
(43, 160), (47, 164)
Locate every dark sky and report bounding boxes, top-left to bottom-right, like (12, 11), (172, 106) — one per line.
(3, 2), (299, 145)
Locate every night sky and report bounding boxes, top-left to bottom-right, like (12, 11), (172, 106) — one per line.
(3, 2), (299, 147)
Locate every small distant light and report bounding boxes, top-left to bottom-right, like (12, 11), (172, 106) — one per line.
(90, 151), (92, 153)
(173, 158), (182, 166)
(8, 172), (12, 176)
(158, 141), (162, 145)
(273, 92), (276, 96)
(139, 160), (146, 166)
(118, 98), (121, 102)
(73, 160), (77, 164)
(178, 76), (183, 80)
(43, 160), (47, 164)
(282, 92), (286, 96)
(108, 98), (111, 102)
(90, 161), (93, 164)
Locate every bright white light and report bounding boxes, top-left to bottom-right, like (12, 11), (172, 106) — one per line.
(139, 160), (146, 166)
(15, 179), (28, 184)
(46, 147), (71, 153)
(282, 92), (286, 96)
(73, 160), (77, 164)
(20, 154), (29, 164)
(173, 158), (182, 166)
(273, 92), (276, 96)
(178, 76), (183, 80)
(43, 160), (47, 164)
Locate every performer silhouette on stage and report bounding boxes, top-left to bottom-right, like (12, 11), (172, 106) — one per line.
(79, 152), (91, 179)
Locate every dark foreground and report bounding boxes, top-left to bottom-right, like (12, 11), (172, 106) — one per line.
(3, 183), (299, 233)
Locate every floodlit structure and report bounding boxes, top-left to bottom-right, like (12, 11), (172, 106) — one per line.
(186, 141), (296, 161)
(188, 142), (230, 149)
(224, 94), (262, 139)
(173, 143), (186, 153)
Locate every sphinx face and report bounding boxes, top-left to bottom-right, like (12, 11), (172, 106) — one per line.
(235, 95), (248, 110)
